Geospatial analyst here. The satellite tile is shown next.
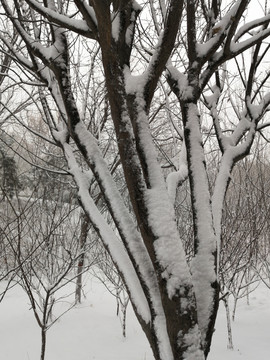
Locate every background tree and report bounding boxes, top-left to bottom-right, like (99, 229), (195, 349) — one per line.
(0, 139), (21, 199)
(0, 187), (99, 360)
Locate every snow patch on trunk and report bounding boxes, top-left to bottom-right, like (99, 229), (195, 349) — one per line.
(145, 187), (193, 297)
(182, 325), (204, 359)
(185, 103), (217, 344)
(111, 12), (120, 41)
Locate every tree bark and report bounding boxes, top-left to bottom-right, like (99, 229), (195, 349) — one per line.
(75, 213), (89, 304)
(40, 326), (47, 360)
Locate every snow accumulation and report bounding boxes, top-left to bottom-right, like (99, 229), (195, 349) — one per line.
(166, 64), (193, 100)
(132, 0), (143, 12)
(82, 1), (98, 25)
(112, 12), (120, 41)
(56, 122), (152, 324)
(195, 0), (242, 57)
(24, 0), (97, 34)
(123, 80), (194, 298)
(185, 103), (217, 343)
(66, 149), (151, 323)
(234, 13), (270, 42)
(230, 27), (270, 54)
(246, 96), (265, 120)
(0, 279), (269, 360)
(124, 66), (148, 94)
(145, 187), (193, 296)
(182, 325), (204, 360)
(125, 8), (137, 46)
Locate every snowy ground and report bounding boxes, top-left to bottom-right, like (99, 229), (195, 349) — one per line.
(0, 275), (269, 360)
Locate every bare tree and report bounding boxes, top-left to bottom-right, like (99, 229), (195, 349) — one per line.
(91, 248), (130, 338)
(0, 187), (98, 360)
(220, 145), (270, 308)
(1, 1), (270, 359)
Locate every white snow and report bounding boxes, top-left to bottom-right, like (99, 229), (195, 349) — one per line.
(185, 103), (217, 345)
(246, 96), (264, 120)
(112, 12), (120, 41)
(234, 13), (270, 42)
(125, 9), (137, 46)
(182, 325), (204, 360)
(124, 66), (147, 94)
(132, 0), (142, 12)
(61, 139), (151, 324)
(145, 187), (193, 298)
(230, 28), (270, 54)
(166, 64), (193, 100)
(196, 1), (242, 57)
(0, 279), (269, 360)
(27, 0), (97, 29)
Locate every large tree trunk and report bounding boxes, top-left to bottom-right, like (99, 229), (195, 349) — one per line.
(102, 77), (207, 359)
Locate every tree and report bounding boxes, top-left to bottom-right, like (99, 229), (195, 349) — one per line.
(1, 1), (270, 359)
(220, 146), (270, 314)
(0, 35), (23, 199)
(0, 187), (98, 360)
(0, 145), (21, 198)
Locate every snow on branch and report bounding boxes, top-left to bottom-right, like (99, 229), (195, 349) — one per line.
(73, 121), (165, 307)
(24, 0), (96, 38)
(230, 27), (270, 55)
(166, 64), (193, 101)
(234, 13), (270, 42)
(196, 0), (243, 58)
(60, 136), (151, 324)
(71, 125), (175, 360)
(1, 0), (66, 67)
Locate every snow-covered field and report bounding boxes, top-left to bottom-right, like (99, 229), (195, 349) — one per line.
(0, 276), (269, 360)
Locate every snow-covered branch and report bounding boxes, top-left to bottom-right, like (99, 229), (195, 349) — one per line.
(60, 136), (151, 323)
(24, 0), (96, 38)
